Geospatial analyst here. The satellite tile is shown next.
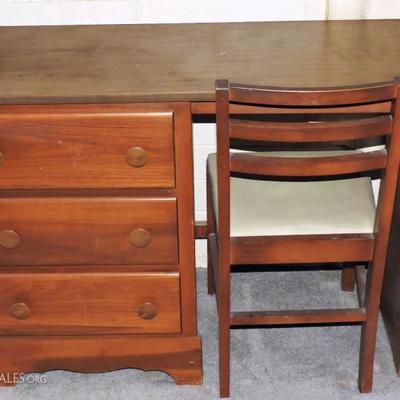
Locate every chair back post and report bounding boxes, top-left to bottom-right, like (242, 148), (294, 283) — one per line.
(215, 79), (231, 263)
(358, 79), (400, 391)
(215, 79), (231, 398)
(365, 79), (400, 306)
(373, 79), (400, 233)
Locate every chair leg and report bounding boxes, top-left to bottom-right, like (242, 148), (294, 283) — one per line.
(218, 278), (230, 398)
(207, 236), (216, 295)
(219, 319), (230, 398)
(206, 169), (216, 295)
(341, 264), (356, 291)
(359, 321), (376, 393)
(216, 211), (231, 398)
(358, 259), (386, 392)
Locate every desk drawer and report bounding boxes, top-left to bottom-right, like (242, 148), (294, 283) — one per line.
(0, 196), (178, 266)
(0, 272), (181, 335)
(0, 104), (175, 189)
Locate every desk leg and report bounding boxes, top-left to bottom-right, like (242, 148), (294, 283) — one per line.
(382, 174), (400, 374)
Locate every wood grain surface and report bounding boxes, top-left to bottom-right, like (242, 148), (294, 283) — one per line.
(0, 196), (178, 265)
(0, 271), (181, 335)
(0, 104), (175, 188)
(0, 335), (202, 386)
(1, 21), (400, 104)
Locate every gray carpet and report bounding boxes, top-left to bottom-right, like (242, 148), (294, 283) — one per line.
(1, 268), (400, 400)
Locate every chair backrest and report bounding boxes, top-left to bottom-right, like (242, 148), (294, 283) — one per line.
(215, 79), (400, 244)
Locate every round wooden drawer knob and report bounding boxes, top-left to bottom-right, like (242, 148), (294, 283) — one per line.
(138, 303), (157, 320)
(0, 230), (20, 249)
(129, 228), (151, 247)
(126, 146), (147, 168)
(9, 302), (31, 320)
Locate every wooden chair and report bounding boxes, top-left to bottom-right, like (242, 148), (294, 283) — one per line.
(207, 79), (400, 397)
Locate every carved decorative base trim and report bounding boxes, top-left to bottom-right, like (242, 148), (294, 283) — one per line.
(0, 335), (202, 386)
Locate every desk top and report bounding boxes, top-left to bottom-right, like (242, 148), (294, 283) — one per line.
(1, 20), (400, 105)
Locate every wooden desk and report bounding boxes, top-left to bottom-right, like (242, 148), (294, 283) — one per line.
(1, 20), (400, 383)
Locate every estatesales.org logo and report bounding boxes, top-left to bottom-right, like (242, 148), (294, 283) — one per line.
(0, 372), (47, 385)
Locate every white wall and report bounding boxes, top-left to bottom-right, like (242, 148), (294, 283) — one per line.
(0, 0), (326, 26)
(0, 0), (397, 266)
(327, 0), (400, 19)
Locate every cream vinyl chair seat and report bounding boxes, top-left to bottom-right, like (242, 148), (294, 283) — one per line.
(207, 151), (376, 237)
